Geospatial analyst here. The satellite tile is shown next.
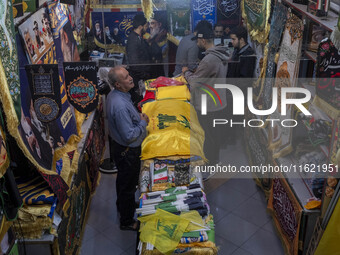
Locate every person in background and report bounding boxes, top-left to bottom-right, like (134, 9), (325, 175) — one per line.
(183, 26), (229, 82)
(112, 27), (122, 45)
(227, 26), (256, 145)
(126, 14), (151, 108)
(94, 20), (104, 43)
(214, 23), (224, 38)
(213, 23), (225, 46)
(182, 26), (229, 175)
(104, 25), (115, 44)
(227, 26), (256, 79)
(147, 13), (168, 77)
(173, 20), (212, 76)
(106, 66), (149, 231)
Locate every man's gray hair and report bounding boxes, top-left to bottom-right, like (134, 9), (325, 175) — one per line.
(107, 66), (124, 89)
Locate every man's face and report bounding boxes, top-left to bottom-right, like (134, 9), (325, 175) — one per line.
(214, 26), (224, 38)
(196, 38), (205, 50)
(142, 23), (148, 33)
(149, 19), (160, 36)
(116, 68), (134, 92)
(105, 27), (110, 34)
(114, 28), (119, 35)
(95, 23), (101, 32)
(230, 34), (240, 49)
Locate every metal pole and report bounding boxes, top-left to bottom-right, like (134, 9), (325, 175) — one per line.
(101, 0), (107, 57)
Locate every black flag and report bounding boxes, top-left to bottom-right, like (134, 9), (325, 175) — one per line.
(63, 62), (99, 113)
(25, 64), (61, 122)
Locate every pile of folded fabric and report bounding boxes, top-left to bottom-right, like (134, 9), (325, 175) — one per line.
(137, 77), (217, 254)
(13, 176), (57, 239)
(137, 186), (216, 254)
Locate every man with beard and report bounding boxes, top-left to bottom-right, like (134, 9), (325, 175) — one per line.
(227, 26), (256, 144)
(227, 26), (256, 79)
(112, 27), (122, 45)
(94, 20), (104, 43)
(147, 13), (167, 77)
(126, 14), (151, 108)
(182, 26), (229, 176)
(104, 25), (114, 44)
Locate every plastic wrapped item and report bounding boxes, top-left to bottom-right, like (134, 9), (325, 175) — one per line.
(150, 76), (185, 88)
(140, 168), (150, 193)
(175, 164), (190, 186)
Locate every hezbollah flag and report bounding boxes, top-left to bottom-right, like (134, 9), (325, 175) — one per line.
(139, 209), (190, 254)
(141, 100), (205, 160)
(314, 199), (340, 255)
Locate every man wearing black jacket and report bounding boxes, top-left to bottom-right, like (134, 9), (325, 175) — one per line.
(227, 26), (256, 79)
(126, 14), (151, 108)
(226, 26), (256, 145)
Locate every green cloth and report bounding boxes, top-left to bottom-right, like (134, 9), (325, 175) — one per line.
(0, 0), (21, 118)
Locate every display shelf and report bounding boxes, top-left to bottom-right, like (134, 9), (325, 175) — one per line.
(282, 0), (338, 32)
(305, 50), (318, 63)
(276, 156), (320, 213)
(23, 233), (55, 244)
(77, 110), (96, 156)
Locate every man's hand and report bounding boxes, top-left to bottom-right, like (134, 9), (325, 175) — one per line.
(182, 66), (189, 73)
(140, 113), (149, 124)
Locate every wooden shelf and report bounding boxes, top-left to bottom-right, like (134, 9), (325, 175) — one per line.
(282, 0), (338, 32)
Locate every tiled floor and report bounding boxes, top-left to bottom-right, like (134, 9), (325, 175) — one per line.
(80, 140), (285, 255)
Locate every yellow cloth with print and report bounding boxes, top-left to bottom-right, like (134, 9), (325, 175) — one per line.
(141, 100), (205, 160)
(180, 210), (206, 232)
(139, 209), (190, 255)
(156, 85), (191, 101)
(315, 198), (340, 255)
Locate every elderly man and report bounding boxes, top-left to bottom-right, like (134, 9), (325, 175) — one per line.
(106, 66), (149, 231)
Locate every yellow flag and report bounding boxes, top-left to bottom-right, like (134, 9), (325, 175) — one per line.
(156, 85), (191, 101)
(180, 210), (206, 232)
(315, 200), (340, 255)
(141, 100), (205, 160)
(139, 209), (190, 254)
